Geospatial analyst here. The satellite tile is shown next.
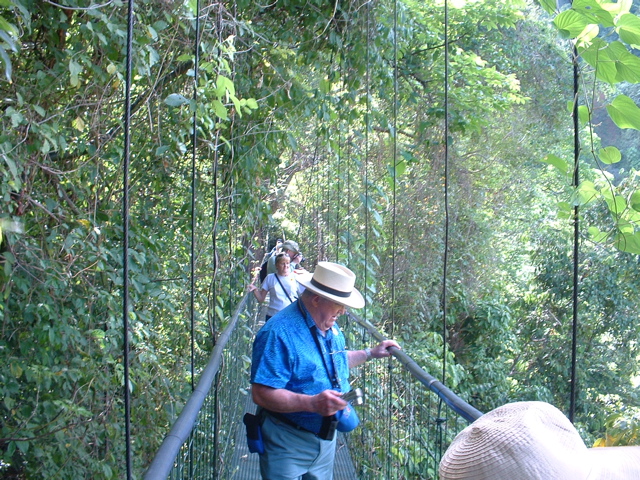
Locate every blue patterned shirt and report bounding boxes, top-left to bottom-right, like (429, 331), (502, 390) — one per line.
(251, 300), (350, 434)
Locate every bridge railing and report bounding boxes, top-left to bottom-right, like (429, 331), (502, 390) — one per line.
(144, 297), (482, 480)
(144, 294), (259, 480)
(342, 312), (482, 479)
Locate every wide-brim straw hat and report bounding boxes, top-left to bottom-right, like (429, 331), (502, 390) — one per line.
(297, 262), (365, 309)
(439, 401), (640, 480)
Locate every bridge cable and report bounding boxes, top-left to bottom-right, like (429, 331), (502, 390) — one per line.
(335, 74), (342, 264)
(387, 0), (399, 476)
(122, 0), (135, 478)
(441, 0), (450, 389)
(363, 0), (371, 329)
(190, 0), (202, 394)
(435, 0), (452, 459)
(569, 43), (580, 423)
(188, 1), (202, 477)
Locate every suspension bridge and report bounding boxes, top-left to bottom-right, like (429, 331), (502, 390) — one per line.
(109, 1), (610, 479)
(142, 293), (482, 480)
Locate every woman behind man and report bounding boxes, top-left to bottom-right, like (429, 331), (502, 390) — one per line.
(249, 253), (299, 321)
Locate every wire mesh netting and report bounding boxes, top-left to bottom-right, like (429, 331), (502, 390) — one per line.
(341, 313), (479, 480)
(147, 297), (480, 480)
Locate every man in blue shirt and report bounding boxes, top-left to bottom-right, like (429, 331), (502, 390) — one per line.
(251, 261), (400, 479)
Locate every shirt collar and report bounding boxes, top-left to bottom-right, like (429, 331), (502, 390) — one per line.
(298, 299), (336, 340)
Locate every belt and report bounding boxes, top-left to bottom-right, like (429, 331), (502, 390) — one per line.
(264, 409), (337, 441)
(264, 409), (315, 434)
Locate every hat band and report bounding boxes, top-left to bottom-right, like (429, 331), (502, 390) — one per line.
(311, 278), (351, 298)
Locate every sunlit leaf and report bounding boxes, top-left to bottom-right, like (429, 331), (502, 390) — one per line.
(72, 116), (85, 132)
(212, 99), (228, 120)
(540, 154), (569, 174)
(538, 0), (557, 14)
(571, 0), (614, 27)
(578, 104), (590, 124)
(554, 9), (590, 39)
(164, 93), (189, 107)
(69, 59), (82, 87)
(574, 181), (599, 206)
(616, 13), (640, 46)
(588, 226), (609, 242)
(606, 195), (627, 215)
(602, 0), (632, 16)
(615, 232), (640, 254)
(598, 146), (621, 164)
(606, 95), (640, 130)
(630, 191), (640, 211)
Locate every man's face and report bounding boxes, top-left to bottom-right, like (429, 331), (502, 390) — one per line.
(313, 296), (346, 332)
(285, 249), (299, 261)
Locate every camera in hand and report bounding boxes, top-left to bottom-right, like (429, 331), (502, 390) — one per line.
(341, 387), (363, 405)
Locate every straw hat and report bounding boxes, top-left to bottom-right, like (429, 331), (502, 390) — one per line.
(439, 401), (640, 480)
(297, 262), (365, 309)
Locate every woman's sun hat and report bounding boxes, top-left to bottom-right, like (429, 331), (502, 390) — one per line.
(439, 401), (640, 480)
(297, 262), (365, 309)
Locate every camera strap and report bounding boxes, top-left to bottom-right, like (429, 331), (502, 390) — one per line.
(275, 274), (295, 304)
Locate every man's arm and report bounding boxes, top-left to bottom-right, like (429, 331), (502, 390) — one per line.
(347, 339), (401, 368)
(252, 383), (347, 417)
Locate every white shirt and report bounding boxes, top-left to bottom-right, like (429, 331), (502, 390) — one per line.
(261, 273), (299, 316)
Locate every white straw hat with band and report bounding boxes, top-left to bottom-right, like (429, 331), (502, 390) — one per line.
(439, 401), (640, 480)
(297, 262), (365, 309)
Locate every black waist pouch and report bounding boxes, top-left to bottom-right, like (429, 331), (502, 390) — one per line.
(318, 415), (338, 441)
(243, 412), (265, 454)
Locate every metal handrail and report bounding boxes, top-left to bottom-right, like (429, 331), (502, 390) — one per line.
(144, 294), (251, 480)
(347, 311), (482, 423)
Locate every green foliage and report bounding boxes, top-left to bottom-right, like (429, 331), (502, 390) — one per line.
(593, 409), (640, 447)
(540, 0), (640, 254)
(2, 0), (640, 477)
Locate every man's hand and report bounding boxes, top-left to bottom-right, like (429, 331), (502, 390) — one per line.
(370, 339), (401, 359)
(252, 383), (346, 416)
(309, 390), (348, 417)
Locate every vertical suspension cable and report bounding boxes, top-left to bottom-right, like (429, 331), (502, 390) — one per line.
(386, 0), (399, 477)
(569, 44), (580, 423)
(441, 0), (450, 387)
(122, 1), (135, 479)
(188, 3), (201, 477)
(435, 1), (451, 462)
(210, 6), (224, 475)
(335, 112), (342, 263)
(363, 3), (373, 470)
(346, 139), (352, 257)
(391, 0), (398, 339)
(364, 0), (371, 323)
(190, 0), (201, 393)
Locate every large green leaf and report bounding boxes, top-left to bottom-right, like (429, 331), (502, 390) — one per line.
(616, 13), (640, 47)
(609, 41), (640, 83)
(598, 146), (621, 165)
(606, 95), (640, 130)
(540, 154), (569, 174)
(579, 40), (640, 84)
(601, 0), (633, 17)
(571, 0), (614, 27)
(579, 38), (617, 84)
(537, 0), (557, 15)
(630, 190), (640, 212)
(574, 180), (599, 206)
(554, 9), (590, 39)
(615, 231), (640, 254)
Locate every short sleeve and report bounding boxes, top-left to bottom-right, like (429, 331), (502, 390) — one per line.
(251, 327), (292, 389)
